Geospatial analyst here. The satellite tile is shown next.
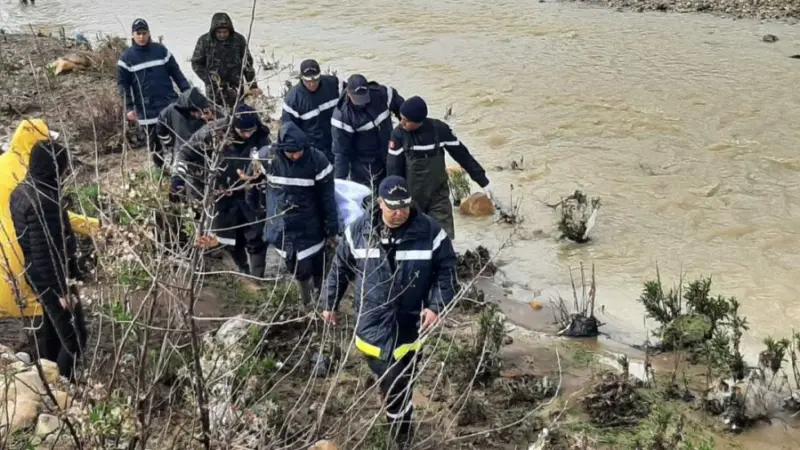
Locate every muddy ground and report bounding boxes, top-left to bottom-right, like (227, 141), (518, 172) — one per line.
(2, 32), (800, 449)
(563, 0), (800, 20)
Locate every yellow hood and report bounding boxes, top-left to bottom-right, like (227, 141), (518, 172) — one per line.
(0, 119), (100, 318)
(8, 119), (51, 158)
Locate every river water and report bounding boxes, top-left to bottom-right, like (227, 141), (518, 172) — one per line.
(4, 0), (800, 358)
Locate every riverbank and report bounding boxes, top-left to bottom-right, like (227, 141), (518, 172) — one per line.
(564, 0), (800, 21)
(2, 32), (800, 449)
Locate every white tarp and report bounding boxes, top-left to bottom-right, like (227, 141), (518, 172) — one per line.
(335, 179), (372, 230)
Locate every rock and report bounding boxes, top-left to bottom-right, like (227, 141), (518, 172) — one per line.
(309, 440), (338, 450)
(0, 398), (39, 431)
(459, 193), (495, 216)
(38, 360), (59, 385)
(51, 391), (70, 410)
(0, 344), (11, 355)
(13, 370), (46, 401)
(14, 352), (30, 365)
(35, 414), (61, 437)
(762, 34), (778, 43)
(529, 300), (543, 311)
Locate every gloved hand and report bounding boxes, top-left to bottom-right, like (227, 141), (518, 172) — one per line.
(483, 182), (507, 213)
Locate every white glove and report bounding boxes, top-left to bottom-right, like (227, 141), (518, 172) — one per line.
(483, 182), (496, 201)
(483, 182), (507, 212)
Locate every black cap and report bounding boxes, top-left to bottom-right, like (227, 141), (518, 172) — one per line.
(346, 74), (370, 106)
(299, 59), (321, 81)
(379, 176), (412, 209)
(132, 18), (149, 32)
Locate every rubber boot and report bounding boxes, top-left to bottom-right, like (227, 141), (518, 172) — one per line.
(227, 245), (249, 274)
(248, 250), (267, 278)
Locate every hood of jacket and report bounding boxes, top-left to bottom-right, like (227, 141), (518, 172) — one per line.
(9, 119), (51, 158)
(210, 12), (234, 35)
(28, 140), (69, 186)
(277, 122), (308, 150)
(174, 87), (211, 112)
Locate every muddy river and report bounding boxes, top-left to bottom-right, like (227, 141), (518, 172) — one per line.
(4, 0), (800, 359)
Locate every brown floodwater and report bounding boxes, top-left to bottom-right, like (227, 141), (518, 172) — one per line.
(4, 0), (800, 363)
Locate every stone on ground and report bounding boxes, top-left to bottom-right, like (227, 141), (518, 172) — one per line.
(0, 398), (39, 431)
(459, 193), (495, 216)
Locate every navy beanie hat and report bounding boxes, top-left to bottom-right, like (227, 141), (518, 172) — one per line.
(234, 104), (259, 129)
(399, 96), (428, 123)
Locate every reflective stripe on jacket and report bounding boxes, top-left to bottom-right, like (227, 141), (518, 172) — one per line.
(263, 123), (339, 259)
(331, 83), (404, 180)
(116, 41), (190, 125)
(324, 209), (457, 360)
(281, 75), (345, 160)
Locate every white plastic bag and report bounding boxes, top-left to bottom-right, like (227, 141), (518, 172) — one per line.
(334, 179), (372, 230)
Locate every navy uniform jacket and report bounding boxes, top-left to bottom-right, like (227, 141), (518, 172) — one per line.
(281, 74), (345, 162)
(331, 83), (404, 184)
(325, 208), (457, 361)
(117, 40), (190, 125)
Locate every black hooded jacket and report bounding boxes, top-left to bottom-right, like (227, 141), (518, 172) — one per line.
(156, 87), (214, 150)
(10, 141), (80, 301)
(191, 13), (258, 93)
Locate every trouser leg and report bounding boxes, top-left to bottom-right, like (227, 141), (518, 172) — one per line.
(366, 352), (417, 447)
(35, 310), (60, 363)
(144, 124), (165, 169)
(40, 296), (88, 381)
(426, 185), (455, 240)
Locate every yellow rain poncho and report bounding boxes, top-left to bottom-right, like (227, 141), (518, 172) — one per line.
(0, 119), (100, 318)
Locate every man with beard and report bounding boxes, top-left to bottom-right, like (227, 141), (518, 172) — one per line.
(191, 12), (261, 109)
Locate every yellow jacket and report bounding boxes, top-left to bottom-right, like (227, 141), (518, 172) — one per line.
(0, 119), (100, 318)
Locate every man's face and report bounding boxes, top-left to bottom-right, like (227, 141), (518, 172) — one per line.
(284, 150), (304, 161)
(215, 27), (230, 40)
(379, 199), (410, 228)
(235, 127), (256, 140)
(400, 116), (421, 131)
(302, 79), (320, 92)
(132, 29), (149, 46)
(191, 108), (215, 121)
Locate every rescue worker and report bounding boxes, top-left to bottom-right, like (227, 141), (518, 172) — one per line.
(258, 121), (339, 303)
(191, 12), (261, 109)
(155, 87), (216, 169)
(171, 105), (270, 275)
(331, 74), (404, 189)
(322, 175), (457, 448)
(387, 96), (500, 239)
(10, 140), (88, 380)
(117, 18), (191, 169)
(281, 59), (345, 163)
